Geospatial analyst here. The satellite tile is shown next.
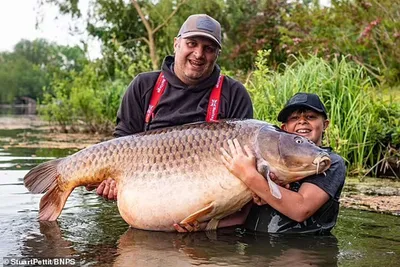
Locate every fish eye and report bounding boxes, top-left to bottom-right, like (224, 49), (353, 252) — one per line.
(294, 137), (303, 144)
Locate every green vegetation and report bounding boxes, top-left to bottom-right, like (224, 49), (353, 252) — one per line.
(0, 0), (399, 176)
(0, 39), (87, 104)
(247, 51), (399, 176)
(40, 64), (128, 133)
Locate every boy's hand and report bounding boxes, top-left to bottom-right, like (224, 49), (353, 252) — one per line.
(220, 139), (258, 183)
(269, 172), (290, 189)
(252, 192), (267, 205)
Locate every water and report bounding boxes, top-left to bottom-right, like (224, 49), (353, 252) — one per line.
(0, 119), (399, 266)
(0, 104), (36, 116)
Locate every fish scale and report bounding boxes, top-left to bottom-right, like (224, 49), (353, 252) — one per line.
(23, 119), (331, 231)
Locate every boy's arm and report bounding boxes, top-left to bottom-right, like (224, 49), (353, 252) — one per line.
(220, 139), (330, 222)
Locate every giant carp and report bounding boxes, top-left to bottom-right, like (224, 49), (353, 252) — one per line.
(24, 119), (331, 231)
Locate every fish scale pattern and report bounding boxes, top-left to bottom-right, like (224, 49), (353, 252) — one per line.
(58, 120), (263, 190)
(126, 121), (255, 177)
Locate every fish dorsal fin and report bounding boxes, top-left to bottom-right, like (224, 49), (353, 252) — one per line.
(257, 159), (282, 199)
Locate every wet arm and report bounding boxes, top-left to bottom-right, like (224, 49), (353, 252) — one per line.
(243, 174), (329, 222)
(220, 139), (329, 222)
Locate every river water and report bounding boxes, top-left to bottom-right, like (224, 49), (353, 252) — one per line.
(0, 115), (399, 266)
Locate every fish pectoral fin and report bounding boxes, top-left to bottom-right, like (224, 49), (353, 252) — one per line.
(180, 202), (214, 225)
(266, 170), (282, 199)
(205, 219), (220, 231)
(257, 161), (282, 199)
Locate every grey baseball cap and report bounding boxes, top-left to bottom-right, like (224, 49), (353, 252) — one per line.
(178, 14), (222, 48)
(277, 93), (328, 122)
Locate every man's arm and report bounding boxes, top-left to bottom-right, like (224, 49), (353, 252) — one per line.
(223, 77), (253, 119)
(114, 75), (148, 137)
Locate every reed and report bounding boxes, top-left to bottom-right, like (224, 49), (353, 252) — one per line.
(246, 52), (399, 176)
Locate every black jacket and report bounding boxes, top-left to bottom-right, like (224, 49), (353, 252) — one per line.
(114, 56), (253, 137)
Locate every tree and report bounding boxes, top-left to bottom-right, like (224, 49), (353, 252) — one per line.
(0, 39), (87, 104)
(44, 0), (189, 70)
(220, 0), (289, 71)
(0, 53), (42, 103)
(280, 0), (400, 84)
(131, 0), (187, 69)
(40, 0), (400, 83)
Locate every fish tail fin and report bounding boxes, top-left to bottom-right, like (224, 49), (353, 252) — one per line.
(24, 158), (71, 221)
(24, 159), (63, 193)
(39, 183), (72, 221)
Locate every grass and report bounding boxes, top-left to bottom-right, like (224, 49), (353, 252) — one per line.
(245, 52), (400, 176)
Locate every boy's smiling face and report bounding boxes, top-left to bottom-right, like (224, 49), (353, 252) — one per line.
(281, 109), (329, 146)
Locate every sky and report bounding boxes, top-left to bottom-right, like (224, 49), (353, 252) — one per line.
(0, 0), (101, 59)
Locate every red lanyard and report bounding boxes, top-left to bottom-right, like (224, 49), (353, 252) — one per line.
(145, 73), (167, 125)
(145, 72), (224, 127)
(206, 74), (224, 122)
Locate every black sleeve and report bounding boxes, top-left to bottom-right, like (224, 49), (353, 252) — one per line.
(224, 76), (254, 119)
(113, 75), (146, 137)
(302, 152), (346, 200)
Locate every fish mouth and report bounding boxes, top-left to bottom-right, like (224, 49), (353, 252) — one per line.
(313, 152), (331, 174)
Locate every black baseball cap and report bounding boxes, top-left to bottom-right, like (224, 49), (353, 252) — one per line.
(277, 93), (328, 122)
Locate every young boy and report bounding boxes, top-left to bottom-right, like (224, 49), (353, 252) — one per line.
(175, 93), (346, 234)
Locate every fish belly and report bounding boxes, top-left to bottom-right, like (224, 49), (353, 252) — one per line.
(117, 161), (252, 231)
(113, 121), (258, 231)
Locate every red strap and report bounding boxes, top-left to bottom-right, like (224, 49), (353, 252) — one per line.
(206, 75), (224, 122)
(145, 73), (167, 124)
(146, 73), (224, 126)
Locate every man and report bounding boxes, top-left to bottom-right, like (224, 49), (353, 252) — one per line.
(91, 14), (253, 199)
(175, 93), (346, 234)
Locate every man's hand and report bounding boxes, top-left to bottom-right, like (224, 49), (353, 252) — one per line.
(86, 178), (118, 200)
(173, 221), (207, 232)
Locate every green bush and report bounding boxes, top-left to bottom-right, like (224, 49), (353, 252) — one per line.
(39, 62), (126, 133)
